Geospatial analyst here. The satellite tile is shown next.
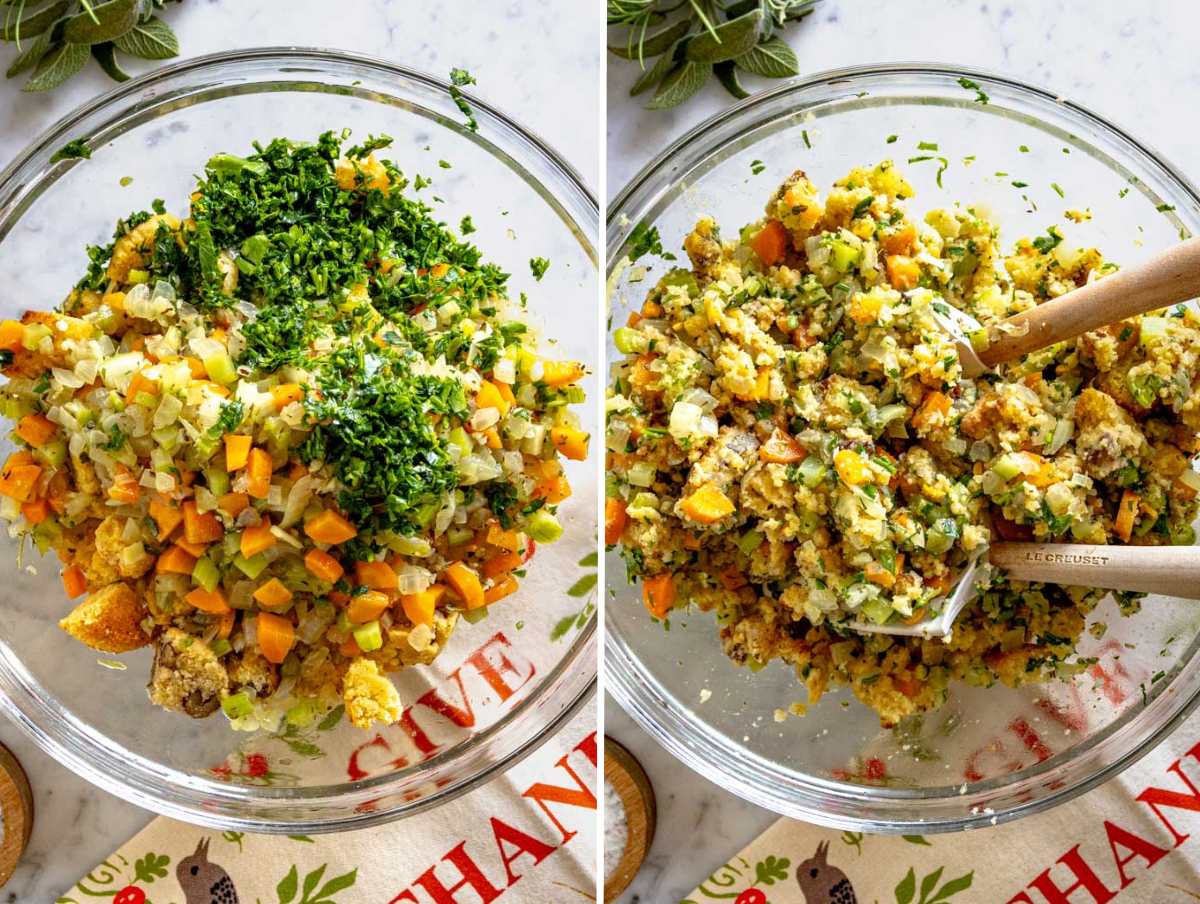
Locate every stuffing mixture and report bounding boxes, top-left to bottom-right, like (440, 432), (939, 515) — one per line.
(606, 162), (1200, 726)
(0, 132), (588, 730)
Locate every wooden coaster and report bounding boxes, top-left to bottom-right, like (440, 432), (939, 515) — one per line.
(604, 737), (656, 904)
(0, 743), (32, 888)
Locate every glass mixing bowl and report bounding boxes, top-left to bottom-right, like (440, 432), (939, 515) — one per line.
(606, 64), (1200, 833)
(0, 49), (597, 832)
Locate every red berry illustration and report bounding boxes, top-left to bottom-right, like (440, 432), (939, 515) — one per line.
(244, 753), (269, 777)
(114, 886), (146, 904)
(736, 890), (766, 904)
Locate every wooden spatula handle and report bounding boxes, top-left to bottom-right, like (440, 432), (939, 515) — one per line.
(989, 542), (1200, 599)
(978, 236), (1200, 369)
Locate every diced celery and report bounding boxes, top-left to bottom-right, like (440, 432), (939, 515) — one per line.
(992, 454), (1023, 481)
(925, 518), (959, 555)
(220, 692), (254, 720)
(233, 553), (269, 580)
(210, 638), (232, 657)
(37, 439), (67, 468)
(870, 404), (908, 437)
(386, 533), (432, 557)
(447, 427), (472, 459)
(526, 509), (563, 543)
(206, 467), (231, 497)
(413, 498), (440, 528)
(192, 556), (221, 592)
(285, 698), (318, 728)
(0, 398), (32, 420)
(737, 529), (764, 556)
(797, 509), (820, 535)
(860, 597), (895, 625)
(1127, 372), (1160, 408)
(968, 328), (990, 353)
(1172, 524), (1196, 546)
(564, 386), (586, 405)
(627, 460), (656, 487)
(446, 526), (474, 547)
(203, 349), (237, 386)
(336, 609), (353, 634)
(796, 457), (826, 488)
(830, 239), (861, 274)
(462, 606), (490, 624)
(133, 391), (157, 408)
(127, 268), (149, 284)
(353, 620), (383, 652)
(613, 327), (648, 355)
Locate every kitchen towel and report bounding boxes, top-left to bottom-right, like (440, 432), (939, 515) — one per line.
(684, 708), (1200, 904)
(57, 697), (596, 904)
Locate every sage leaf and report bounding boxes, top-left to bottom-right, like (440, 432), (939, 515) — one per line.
(647, 60), (710, 109)
(714, 60), (748, 99)
(736, 36), (800, 78)
(112, 15), (176, 59)
(4, 27), (49, 77)
(629, 37), (681, 96)
(0, 0), (68, 42)
(22, 40), (87, 91)
(64, 0), (139, 45)
(608, 18), (690, 60)
(90, 41), (128, 80)
(685, 10), (761, 64)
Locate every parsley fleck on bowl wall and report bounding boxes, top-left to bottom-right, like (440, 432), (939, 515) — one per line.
(0, 48), (597, 832)
(606, 64), (1200, 832)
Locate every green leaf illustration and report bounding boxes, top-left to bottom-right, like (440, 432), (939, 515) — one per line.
(736, 36), (800, 78)
(920, 866), (944, 903)
(567, 573), (597, 597)
(903, 835), (931, 846)
(895, 867), (916, 904)
(754, 854), (790, 885)
(317, 705), (344, 731)
(222, 830), (246, 852)
(930, 870), (974, 902)
(24, 41), (89, 91)
(578, 551), (598, 567)
(112, 15), (177, 59)
(289, 834), (316, 843)
(685, 10), (762, 63)
(133, 852), (169, 883)
(63, 0), (139, 44)
(302, 864), (327, 900)
(311, 867), (358, 902)
(278, 864), (299, 904)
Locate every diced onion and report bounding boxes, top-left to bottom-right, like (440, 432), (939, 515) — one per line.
(398, 565), (434, 595)
(469, 407), (500, 431)
(492, 357), (516, 384)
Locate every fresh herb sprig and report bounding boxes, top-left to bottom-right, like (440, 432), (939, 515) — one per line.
(2, 0), (183, 93)
(608, 0), (821, 109)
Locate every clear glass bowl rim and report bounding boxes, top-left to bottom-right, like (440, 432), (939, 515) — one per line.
(0, 46), (597, 833)
(605, 61), (1200, 833)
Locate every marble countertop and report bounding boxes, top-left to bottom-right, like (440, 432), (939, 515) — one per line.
(0, 3), (597, 900)
(607, 1), (1200, 901)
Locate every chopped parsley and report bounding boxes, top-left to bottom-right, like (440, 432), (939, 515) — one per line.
(957, 76), (989, 104)
(530, 257), (550, 281)
(50, 139), (91, 163)
(449, 67), (479, 132)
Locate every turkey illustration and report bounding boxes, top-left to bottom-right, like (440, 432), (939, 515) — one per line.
(177, 838), (240, 904)
(796, 841), (857, 904)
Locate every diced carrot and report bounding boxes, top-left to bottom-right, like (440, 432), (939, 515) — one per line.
(246, 447), (273, 499)
(750, 219), (789, 267)
(338, 637), (361, 658)
(328, 590), (351, 606)
(549, 426), (589, 461)
(256, 611), (295, 664)
(894, 675), (922, 698)
(218, 610), (236, 640)
(175, 537), (208, 557)
(484, 576), (519, 605)
(125, 370), (158, 400)
(848, 292), (883, 325)
(642, 572), (675, 619)
(0, 320), (24, 352)
(0, 463), (41, 502)
(106, 466), (140, 504)
(253, 578), (293, 609)
(14, 413), (56, 448)
(541, 360), (586, 387)
(304, 548), (344, 583)
(1115, 489), (1139, 543)
(485, 523), (521, 552)
(218, 492), (249, 516)
(45, 469), (69, 513)
(204, 382), (231, 398)
(864, 561), (896, 589)
(182, 499), (223, 544)
(21, 497), (49, 524)
(881, 223), (917, 256)
(494, 381), (516, 407)
(679, 482), (734, 524)
(186, 587), (230, 615)
(287, 461), (307, 480)
(475, 380), (512, 416)
(481, 551), (523, 580)
(911, 391), (950, 432)
(534, 474), (572, 503)
(240, 521), (276, 559)
(149, 497), (182, 542)
(605, 498), (627, 546)
(224, 434), (252, 471)
(642, 299), (664, 318)
(184, 356), (207, 378)
(759, 428), (806, 464)
(62, 564), (87, 598)
(3, 451), (34, 471)
(270, 383), (305, 409)
(355, 560), (398, 592)
(444, 561), (485, 609)
(833, 449), (871, 486)
(347, 590), (390, 624)
(400, 584), (447, 627)
(156, 545), (197, 575)
(681, 531), (702, 550)
(886, 254), (921, 291)
(483, 427), (502, 449)
(305, 509), (358, 545)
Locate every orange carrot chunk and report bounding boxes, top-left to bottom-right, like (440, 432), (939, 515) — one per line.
(354, 559), (398, 592)
(182, 499), (223, 544)
(444, 561), (485, 609)
(253, 578), (293, 609)
(15, 413), (57, 448)
(750, 219), (789, 267)
(156, 545), (197, 575)
(400, 584), (447, 628)
(642, 572), (675, 619)
(246, 447), (273, 499)
(239, 521), (276, 559)
(224, 434), (252, 471)
(304, 509), (358, 545)
(149, 497), (182, 541)
(257, 612), (295, 664)
(347, 590), (391, 624)
(304, 548), (344, 583)
(484, 576), (519, 605)
(62, 564), (87, 598)
(185, 587), (230, 615)
(605, 498), (627, 546)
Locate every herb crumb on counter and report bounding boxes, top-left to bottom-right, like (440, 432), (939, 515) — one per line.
(0, 130), (589, 731)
